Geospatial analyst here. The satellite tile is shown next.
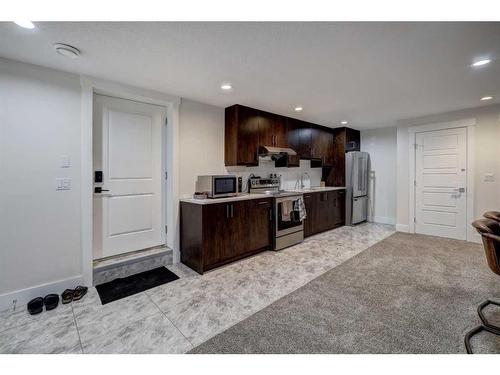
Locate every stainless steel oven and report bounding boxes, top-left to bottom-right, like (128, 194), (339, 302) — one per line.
(274, 193), (304, 250)
(196, 175), (238, 198)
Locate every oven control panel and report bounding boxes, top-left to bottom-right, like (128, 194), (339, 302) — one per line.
(249, 177), (280, 188)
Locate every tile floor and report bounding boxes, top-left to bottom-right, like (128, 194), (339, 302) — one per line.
(0, 223), (395, 354)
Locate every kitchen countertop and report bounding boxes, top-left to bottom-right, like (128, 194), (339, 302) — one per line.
(290, 186), (346, 193)
(180, 193), (271, 205)
(180, 186), (346, 205)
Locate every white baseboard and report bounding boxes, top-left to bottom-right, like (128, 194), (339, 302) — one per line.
(468, 231), (482, 244)
(372, 216), (396, 225)
(0, 275), (83, 313)
(396, 224), (409, 233)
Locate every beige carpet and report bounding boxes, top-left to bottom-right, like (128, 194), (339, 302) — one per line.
(190, 232), (500, 353)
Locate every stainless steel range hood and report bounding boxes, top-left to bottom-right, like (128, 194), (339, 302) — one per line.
(258, 145), (297, 156)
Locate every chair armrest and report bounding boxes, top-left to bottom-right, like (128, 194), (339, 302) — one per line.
(483, 232), (500, 242)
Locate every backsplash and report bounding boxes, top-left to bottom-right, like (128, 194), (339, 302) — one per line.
(225, 158), (323, 192)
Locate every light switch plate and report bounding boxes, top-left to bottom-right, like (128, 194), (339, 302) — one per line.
(484, 173), (495, 183)
(60, 155), (71, 168)
(56, 178), (71, 190)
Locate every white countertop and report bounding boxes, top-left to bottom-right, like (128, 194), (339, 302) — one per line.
(290, 186), (346, 193)
(180, 186), (346, 205)
(180, 193), (271, 205)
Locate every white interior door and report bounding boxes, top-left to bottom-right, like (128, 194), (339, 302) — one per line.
(415, 127), (467, 240)
(93, 94), (165, 259)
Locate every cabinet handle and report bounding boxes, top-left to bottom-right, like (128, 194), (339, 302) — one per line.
(226, 204), (229, 219)
(258, 201), (268, 205)
(269, 208), (272, 221)
(230, 204), (234, 218)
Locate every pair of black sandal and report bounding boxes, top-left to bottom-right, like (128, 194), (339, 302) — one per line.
(61, 286), (88, 304)
(27, 294), (59, 315)
(26, 286), (88, 315)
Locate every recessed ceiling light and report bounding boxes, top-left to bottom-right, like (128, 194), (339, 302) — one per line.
(480, 96), (493, 101)
(341, 120), (348, 125)
(294, 106), (303, 112)
(14, 21), (35, 29)
(220, 83), (232, 91)
(53, 43), (80, 59)
(472, 59), (491, 67)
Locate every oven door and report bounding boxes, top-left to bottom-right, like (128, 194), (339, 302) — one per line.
(212, 176), (237, 197)
(275, 196), (304, 236)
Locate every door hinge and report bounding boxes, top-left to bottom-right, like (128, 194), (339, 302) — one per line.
(414, 217), (416, 223)
(414, 180), (417, 187)
(165, 117), (168, 126)
(165, 172), (168, 180)
(165, 225), (168, 234)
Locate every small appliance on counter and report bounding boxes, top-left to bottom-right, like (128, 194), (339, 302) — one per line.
(248, 175), (305, 250)
(193, 192), (208, 200)
(345, 151), (370, 225)
(196, 175), (238, 198)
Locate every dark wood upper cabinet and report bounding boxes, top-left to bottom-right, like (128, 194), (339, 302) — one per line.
(345, 127), (361, 152)
(286, 118), (301, 167)
(311, 126), (334, 167)
(258, 112), (288, 148)
(225, 105), (260, 166)
(288, 119), (312, 159)
(225, 104), (358, 174)
(323, 127), (361, 186)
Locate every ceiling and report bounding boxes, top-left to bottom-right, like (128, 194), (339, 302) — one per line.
(1, 22), (499, 129)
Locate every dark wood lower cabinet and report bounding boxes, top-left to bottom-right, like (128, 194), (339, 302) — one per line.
(303, 189), (346, 238)
(181, 198), (272, 274)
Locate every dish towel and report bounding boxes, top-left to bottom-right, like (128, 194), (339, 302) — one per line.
(281, 200), (293, 221)
(294, 197), (307, 221)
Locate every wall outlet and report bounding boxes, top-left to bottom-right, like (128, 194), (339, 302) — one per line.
(56, 178), (72, 190)
(484, 173), (495, 183)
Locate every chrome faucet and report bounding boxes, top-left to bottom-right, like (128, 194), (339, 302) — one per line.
(300, 172), (310, 189)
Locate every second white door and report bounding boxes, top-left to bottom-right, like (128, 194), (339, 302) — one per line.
(415, 127), (467, 240)
(93, 94), (166, 259)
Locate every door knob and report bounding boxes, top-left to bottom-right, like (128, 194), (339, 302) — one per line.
(94, 187), (110, 193)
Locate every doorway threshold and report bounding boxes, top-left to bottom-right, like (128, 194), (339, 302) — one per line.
(93, 245), (173, 286)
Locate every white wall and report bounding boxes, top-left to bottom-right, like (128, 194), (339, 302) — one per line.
(396, 104), (500, 231)
(0, 59), (83, 305)
(361, 127), (397, 225)
(179, 99), (225, 198)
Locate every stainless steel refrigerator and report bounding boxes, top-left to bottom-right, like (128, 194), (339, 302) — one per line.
(345, 151), (370, 225)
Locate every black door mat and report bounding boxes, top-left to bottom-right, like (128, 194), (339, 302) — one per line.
(95, 267), (179, 304)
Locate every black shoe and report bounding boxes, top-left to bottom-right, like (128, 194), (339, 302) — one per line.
(43, 294), (59, 311)
(27, 297), (44, 315)
(72, 286), (88, 301)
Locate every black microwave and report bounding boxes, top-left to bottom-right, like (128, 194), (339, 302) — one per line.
(196, 175), (238, 198)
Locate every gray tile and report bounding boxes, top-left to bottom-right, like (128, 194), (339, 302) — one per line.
(81, 313), (192, 354)
(145, 275), (215, 309)
(166, 263), (199, 279)
(162, 291), (251, 346)
(72, 288), (161, 340)
(0, 318), (81, 354)
(0, 302), (74, 334)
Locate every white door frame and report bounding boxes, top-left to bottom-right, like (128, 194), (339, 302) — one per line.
(408, 118), (477, 242)
(80, 76), (180, 286)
